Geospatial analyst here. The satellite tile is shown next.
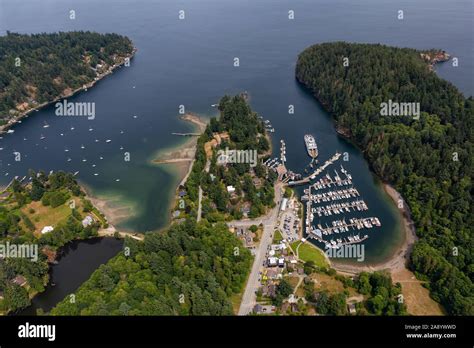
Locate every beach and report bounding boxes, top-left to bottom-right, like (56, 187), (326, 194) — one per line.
(331, 183), (416, 274)
(330, 183), (443, 315)
(153, 113), (207, 185)
(80, 113), (207, 232)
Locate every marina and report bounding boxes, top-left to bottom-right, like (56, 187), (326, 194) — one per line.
(264, 134), (383, 250)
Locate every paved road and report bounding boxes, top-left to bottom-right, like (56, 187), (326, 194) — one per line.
(234, 183), (283, 315)
(197, 186), (203, 222)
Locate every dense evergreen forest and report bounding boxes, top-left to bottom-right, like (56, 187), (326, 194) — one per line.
(0, 172), (102, 313)
(296, 42), (473, 315)
(51, 220), (252, 315)
(0, 31), (134, 124)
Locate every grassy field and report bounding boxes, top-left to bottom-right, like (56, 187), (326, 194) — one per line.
(392, 268), (444, 315)
(20, 197), (89, 236)
(273, 230), (283, 243)
(291, 241), (328, 268)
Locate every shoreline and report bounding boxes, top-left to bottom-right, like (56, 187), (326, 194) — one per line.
(0, 47), (137, 134)
(330, 183), (417, 275)
(152, 113), (206, 167)
(152, 113), (208, 221)
(79, 182), (135, 230)
(70, 113), (207, 235)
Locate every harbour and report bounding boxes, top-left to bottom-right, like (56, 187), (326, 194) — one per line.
(1, 0), (471, 264)
(263, 131), (383, 253)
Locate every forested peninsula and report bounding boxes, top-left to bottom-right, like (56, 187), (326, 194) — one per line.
(0, 31), (135, 128)
(296, 42), (473, 315)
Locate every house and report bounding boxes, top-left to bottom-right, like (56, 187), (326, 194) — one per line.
(280, 198), (288, 211)
(178, 190), (186, 198)
(252, 177), (261, 186)
(172, 210), (181, 218)
(41, 226), (54, 234)
(266, 268), (278, 280)
(81, 215), (94, 228)
(262, 283), (276, 298)
(268, 257), (278, 267)
(240, 204), (251, 217)
(278, 258), (285, 267)
(226, 185), (236, 194)
(348, 303), (357, 315)
(12, 275), (27, 287)
(253, 304), (263, 314)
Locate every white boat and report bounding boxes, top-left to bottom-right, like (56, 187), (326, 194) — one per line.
(106, 139), (111, 143)
(7, 129), (14, 134)
(304, 134), (318, 158)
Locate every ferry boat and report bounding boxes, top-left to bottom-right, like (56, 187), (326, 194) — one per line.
(304, 134), (318, 158)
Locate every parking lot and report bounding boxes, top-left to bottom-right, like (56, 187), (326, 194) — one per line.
(278, 200), (301, 242)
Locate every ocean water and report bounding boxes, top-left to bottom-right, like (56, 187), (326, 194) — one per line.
(0, 0), (472, 262)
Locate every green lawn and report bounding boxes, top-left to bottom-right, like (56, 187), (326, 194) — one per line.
(273, 230), (283, 244)
(291, 241), (328, 268)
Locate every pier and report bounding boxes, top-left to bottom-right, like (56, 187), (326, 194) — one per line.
(172, 132), (201, 136)
(288, 152), (341, 186)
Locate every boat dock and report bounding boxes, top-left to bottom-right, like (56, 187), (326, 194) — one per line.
(288, 152), (341, 186)
(171, 132), (201, 136)
(311, 199), (368, 217)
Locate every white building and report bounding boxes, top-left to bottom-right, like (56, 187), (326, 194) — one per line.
(41, 226), (54, 234)
(278, 258), (285, 267)
(82, 215), (94, 228)
(227, 185), (236, 193)
(280, 198), (288, 211)
(268, 257), (278, 267)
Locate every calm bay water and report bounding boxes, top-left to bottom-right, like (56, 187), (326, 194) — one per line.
(18, 237), (123, 315)
(0, 0), (472, 265)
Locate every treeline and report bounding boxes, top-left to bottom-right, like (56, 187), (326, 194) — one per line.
(300, 269), (406, 316)
(0, 171), (101, 313)
(182, 95), (275, 222)
(51, 220), (252, 315)
(296, 42), (473, 315)
(0, 31), (134, 123)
